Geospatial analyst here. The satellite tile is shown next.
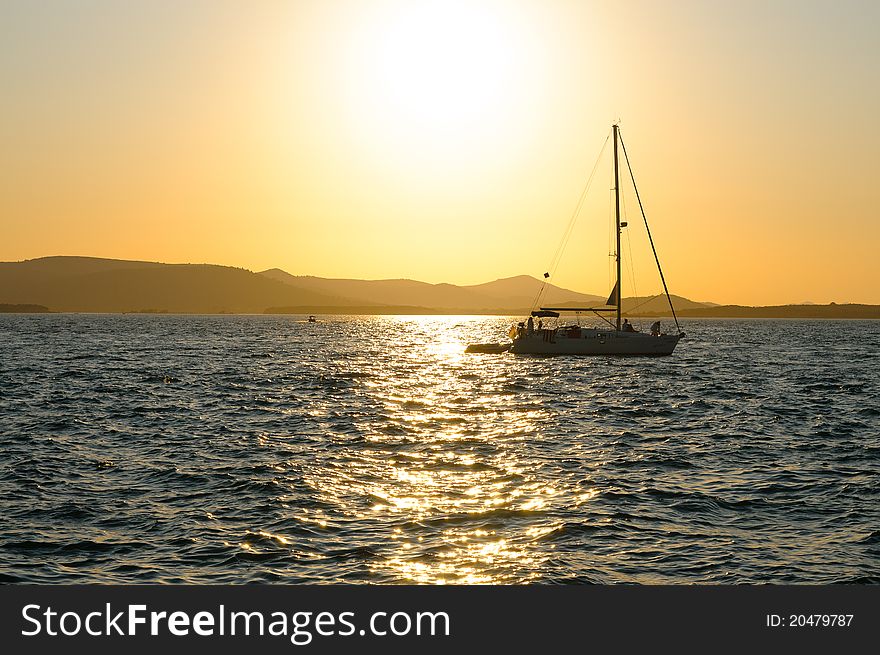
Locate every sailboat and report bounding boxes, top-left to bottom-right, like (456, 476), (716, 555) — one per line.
(507, 124), (684, 356)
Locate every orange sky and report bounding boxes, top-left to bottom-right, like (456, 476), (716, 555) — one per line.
(2, 0), (879, 305)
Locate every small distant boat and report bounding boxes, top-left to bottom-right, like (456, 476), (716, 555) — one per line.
(308, 315), (317, 323)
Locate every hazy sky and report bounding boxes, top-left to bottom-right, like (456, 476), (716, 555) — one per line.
(2, 0), (878, 304)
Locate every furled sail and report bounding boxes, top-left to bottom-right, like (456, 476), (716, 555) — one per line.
(606, 281), (619, 307)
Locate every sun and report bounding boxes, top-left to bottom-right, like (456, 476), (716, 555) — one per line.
(368, 1), (514, 130)
(341, 1), (532, 154)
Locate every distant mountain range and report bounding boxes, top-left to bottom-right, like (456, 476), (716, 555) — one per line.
(0, 256), (876, 318)
(0, 257), (348, 313)
(259, 268), (608, 313)
(653, 304), (880, 319)
(0, 257), (613, 313)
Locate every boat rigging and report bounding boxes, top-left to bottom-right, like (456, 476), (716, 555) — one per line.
(467, 123), (684, 356)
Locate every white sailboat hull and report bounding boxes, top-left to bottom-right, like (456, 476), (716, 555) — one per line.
(509, 328), (682, 356)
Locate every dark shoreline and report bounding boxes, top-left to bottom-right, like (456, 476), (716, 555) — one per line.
(0, 303), (50, 313)
(3, 307), (880, 319)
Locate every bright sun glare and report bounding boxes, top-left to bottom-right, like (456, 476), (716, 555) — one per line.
(370, 2), (514, 129)
(342, 0), (535, 160)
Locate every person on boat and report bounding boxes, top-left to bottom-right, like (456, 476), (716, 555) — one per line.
(527, 316), (534, 334)
(622, 319), (635, 332)
(650, 320), (661, 336)
(537, 319), (543, 330)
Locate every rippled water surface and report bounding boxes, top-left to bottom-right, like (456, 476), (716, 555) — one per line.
(1, 314), (879, 584)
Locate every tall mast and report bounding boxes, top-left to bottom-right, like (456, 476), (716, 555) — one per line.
(613, 123), (621, 331)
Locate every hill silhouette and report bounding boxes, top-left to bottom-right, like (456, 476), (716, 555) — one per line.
(547, 294), (711, 314)
(0, 257), (356, 313)
(0, 303), (50, 313)
(649, 304), (880, 319)
(260, 269), (605, 312)
(4, 256), (871, 317)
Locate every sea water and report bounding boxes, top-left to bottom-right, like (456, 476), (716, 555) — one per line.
(1, 314), (878, 583)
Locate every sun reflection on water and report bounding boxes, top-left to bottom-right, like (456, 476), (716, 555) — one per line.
(285, 315), (602, 583)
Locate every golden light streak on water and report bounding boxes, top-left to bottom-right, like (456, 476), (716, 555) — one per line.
(288, 315), (593, 583)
